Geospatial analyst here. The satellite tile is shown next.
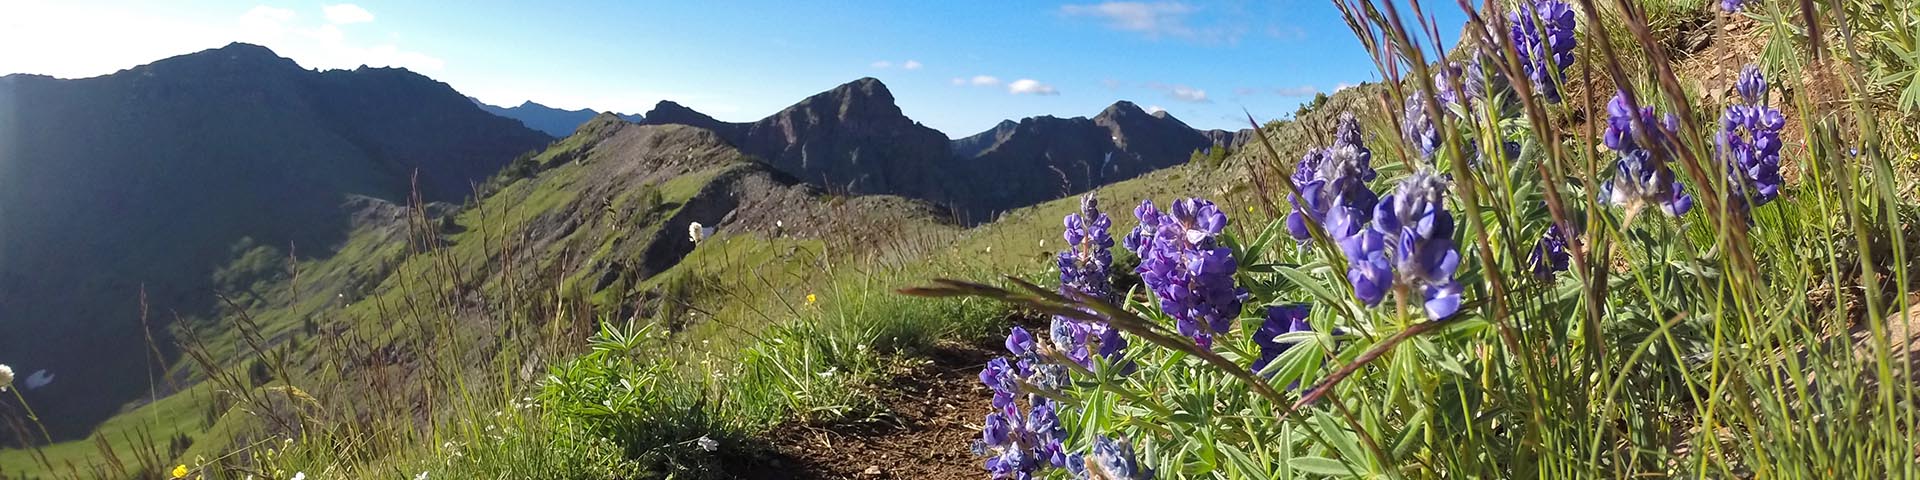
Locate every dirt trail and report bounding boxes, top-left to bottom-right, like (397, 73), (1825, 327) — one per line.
(743, 343), (993, 480)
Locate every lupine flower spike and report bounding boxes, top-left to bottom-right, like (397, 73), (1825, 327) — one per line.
(1404, 94), (1442, 159)
(977, 326), (1074, 479)
(1716, 64), (1784, 218)
(1287, 113), (1379, 242)
(1344, 170), (1466, 320)
(1053, 194), (1130, 369)
(1067, 435), (1155, 479)
(1601, 91), (1694, 218)
(1126, 198), (1248, 349)
(1508, 0), (1577, 103)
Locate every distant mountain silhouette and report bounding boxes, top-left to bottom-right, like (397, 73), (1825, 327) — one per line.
(472, 98), (643, 137)
(641, 79), (1247, 222)
(0, 42), (550, 439)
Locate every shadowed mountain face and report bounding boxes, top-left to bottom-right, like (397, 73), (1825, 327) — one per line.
(0, 43), (550, 439)
(472, 99), (644, 137)
(948, 100), (1233, 219)
(640, 78), (953, 201)
(641, 79), (1247, 222)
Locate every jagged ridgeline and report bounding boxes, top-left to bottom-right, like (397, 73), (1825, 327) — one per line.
(639, 78), (1252, 222)
(0, 43), (551, 440)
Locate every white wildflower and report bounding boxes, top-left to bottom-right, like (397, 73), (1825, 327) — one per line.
(291, 473), (306, 480)
(696, 435), (719, 452)
(414, 473), (429, 480)
(0, 364), (12, 392)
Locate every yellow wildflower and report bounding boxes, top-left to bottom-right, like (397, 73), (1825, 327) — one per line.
(805, 293), (817, 306)
(171, 465), (189, 479)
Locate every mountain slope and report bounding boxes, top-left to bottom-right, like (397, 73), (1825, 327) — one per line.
(473, 98), (645, 137)
(0, 42), (550, 439)
(6, 116), (954, 472)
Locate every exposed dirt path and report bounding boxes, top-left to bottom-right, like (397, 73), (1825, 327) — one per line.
(741, 342), (994, 480)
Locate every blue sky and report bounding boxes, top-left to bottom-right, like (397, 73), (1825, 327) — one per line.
(0, 0), (1466, 135)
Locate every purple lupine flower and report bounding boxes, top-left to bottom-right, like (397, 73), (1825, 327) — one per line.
(1509, 0), (1577, 103)
(1287, 113), (1380, 241)
(980, 357), (1020, 408)
(1253, 304), (1313, 376)
(1601, 91), (1694, 216)
(1028, 402), (1070, 467)
(1404, 94), (1442, 158)
(1341, 228), (1395, 306)
(1721, 0), (1745, 12)
(1129, 198), (1248, 349)
(1717, 65), (1784, 215)
(1347, 171), (1466, 320)
(1293, 148), (1326, 187)
(1059, 194), (1116, 300)
(1736, 64), (1766, 103)
(1122, 200), (1160, 253)
(1078, 435), (1154, 479)
(1007, 326), (1036, 358)
(1435, 54), (1498, 110)
(1527, 224), (1572, 279)
(1053, 194), (1132, 371)
(976, 326), (1075, 479)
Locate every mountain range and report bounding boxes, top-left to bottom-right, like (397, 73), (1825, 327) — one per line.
(0, 43), (550, 438)
(471, 98), (644, 137)
(0, 42), (1248, 440)
(636, 78), (1252, 221)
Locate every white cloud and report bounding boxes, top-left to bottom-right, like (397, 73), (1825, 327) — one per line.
(1334, 82), (1359, 92)
(1273, 85), (1319, 96)
(951, 77), (966, 86)
(241, 6), (296, 27)
(902, 60), (922, 70)
(0, 2), (442, 78)
(1142, 82), (1207, 102)
(1007, 78), (1059, 95)
(970, 75), (1002, 86)
(1060, 2), (1246, 44)
(322, 4), (375, 25)
(1145, 105), (1166, 114)
(871, 60), (893, 68)
(1061, 2), (1194, 37)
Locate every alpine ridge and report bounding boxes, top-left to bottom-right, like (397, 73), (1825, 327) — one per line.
(639, 78), (1250, 222)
